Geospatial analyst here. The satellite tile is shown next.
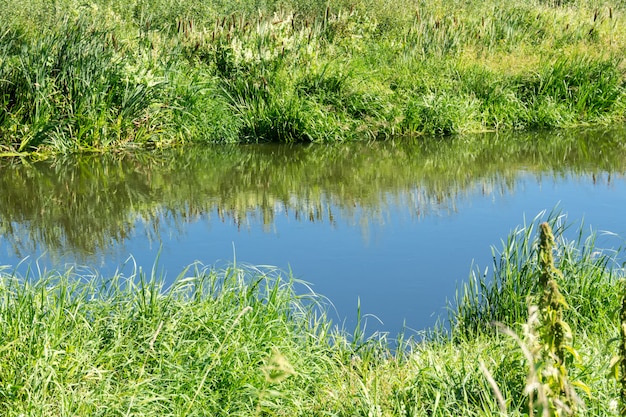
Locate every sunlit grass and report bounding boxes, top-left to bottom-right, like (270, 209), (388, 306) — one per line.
(1, 0), (625, 152)
(0, 213), (624, 415)
(0, 262), (342, 416)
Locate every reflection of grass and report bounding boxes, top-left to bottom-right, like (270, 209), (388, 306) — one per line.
(1, 128), (625, 259)
(0, 217), (623, 415)
(1, 0), (626, 151)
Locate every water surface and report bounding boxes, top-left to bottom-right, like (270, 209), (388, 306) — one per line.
(1, 127), (625, 336)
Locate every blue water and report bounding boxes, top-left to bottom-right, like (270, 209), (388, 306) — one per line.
(1, 147), (625, 338)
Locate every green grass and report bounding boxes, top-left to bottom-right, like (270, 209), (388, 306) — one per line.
(450, 211), (622, 338)
(0, 262), (341, 416)
(0, 214), (624, 415)
(1, 0), (626, 153)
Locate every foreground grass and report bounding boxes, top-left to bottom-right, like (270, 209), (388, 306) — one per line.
(0, 215), (624, 415)
(1, 0), (626, 153)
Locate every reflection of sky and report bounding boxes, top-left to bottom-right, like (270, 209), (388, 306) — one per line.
(1, 172), (625, 338)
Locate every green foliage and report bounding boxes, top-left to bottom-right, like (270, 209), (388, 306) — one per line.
(450, 211), (622, 338)
(527, 222), (582, 416)
(0, 263), (338, 416)
(451, 213), (625, 415)
(1, 0), (626, 152)
(0, 213), (624, 415)
(620, 282), (626, 416)
(0, 16), (165, 152)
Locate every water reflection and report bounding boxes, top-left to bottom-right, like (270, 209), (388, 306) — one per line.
(1, 127), (625, 262)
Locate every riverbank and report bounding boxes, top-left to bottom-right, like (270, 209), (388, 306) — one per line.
(0, 218), (622, 415)
(1, 0), (625, 154)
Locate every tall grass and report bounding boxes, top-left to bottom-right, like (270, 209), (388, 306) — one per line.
(1, 0), (626, 152)
(0, 16), (167, 152)
(0, 262), (341, 416)
(0, 212), (625, 415)
(450, 211), (623, 338)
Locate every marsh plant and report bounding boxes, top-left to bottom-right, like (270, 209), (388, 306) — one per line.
(478, 222), (585, 416)
(2, 0), (626, 153)
(526, 222), (584, 416)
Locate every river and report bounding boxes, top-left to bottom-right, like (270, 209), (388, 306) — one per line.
(1, 127), (625, 337)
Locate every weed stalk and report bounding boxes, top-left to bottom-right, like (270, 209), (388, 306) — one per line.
(620, 280), (626, 416)
(532, 222), (580, 416)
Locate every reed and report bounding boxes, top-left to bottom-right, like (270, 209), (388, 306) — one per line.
(450, 211), (622, 338)
(1, 0), (625, 153)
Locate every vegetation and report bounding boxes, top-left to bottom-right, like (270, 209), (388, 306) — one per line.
(1, 0), (626, 153)
(1, 0), (625, 412)
(0, 215), (624, 415)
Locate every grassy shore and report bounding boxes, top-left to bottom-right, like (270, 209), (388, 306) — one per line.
(1, 0), (626, 153)
(0, 216), (623, 415)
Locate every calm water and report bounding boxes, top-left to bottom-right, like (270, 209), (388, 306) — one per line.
(1, 127), (626, 336)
